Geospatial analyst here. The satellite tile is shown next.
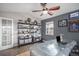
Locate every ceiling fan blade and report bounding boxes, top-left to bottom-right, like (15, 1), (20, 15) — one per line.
(48, 11), (53, 15)
(49, 6), (60, 11)
(32, 10), (42, 12)
(48, 13), (53, 15)
(40, 13), (43, 16)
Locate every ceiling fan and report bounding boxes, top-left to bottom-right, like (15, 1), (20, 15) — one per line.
(32, 3), (60, 16)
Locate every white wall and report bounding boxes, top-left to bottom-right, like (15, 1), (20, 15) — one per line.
(13, 19), (18, 46)
(0, 11), (37, 20)
(0, 17), (2, 49)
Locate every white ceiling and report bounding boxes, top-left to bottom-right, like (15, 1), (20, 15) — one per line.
(0, 3), (79, 20)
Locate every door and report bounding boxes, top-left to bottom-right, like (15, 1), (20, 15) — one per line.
(0, 17), (13, 50)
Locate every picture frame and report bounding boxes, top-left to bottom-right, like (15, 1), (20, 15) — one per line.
(58, 19), (67, 27)
(69, 20), (79, 32)
(69, 11), (79, 20)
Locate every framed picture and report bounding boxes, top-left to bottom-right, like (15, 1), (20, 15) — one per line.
(69, 11), (79, 20)
(58, 19), (67, 27)
(69, 20), (79, 32)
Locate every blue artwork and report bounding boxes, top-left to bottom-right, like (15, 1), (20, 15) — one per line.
(69, 20), (79, 32)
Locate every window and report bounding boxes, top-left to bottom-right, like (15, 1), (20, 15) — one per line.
(46, 21), (54, 35)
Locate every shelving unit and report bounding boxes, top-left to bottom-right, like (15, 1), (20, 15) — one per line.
(17, 19), (41, 46)
(31, 25), (41, 42)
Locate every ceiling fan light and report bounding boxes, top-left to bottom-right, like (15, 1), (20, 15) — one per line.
(43, 11), (48, 14)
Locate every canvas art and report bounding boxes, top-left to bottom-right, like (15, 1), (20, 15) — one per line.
(69, 20), (79, 32)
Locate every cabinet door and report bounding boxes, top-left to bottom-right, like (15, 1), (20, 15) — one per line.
(0, 17), (13, 50)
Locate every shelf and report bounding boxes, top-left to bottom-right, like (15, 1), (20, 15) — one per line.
(18, 23), (41, 26)
(18, 33), (30, 34)
(18, 28), (34, 29)
(18, 28), (41, 30)
(20, 38), (30, 40)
